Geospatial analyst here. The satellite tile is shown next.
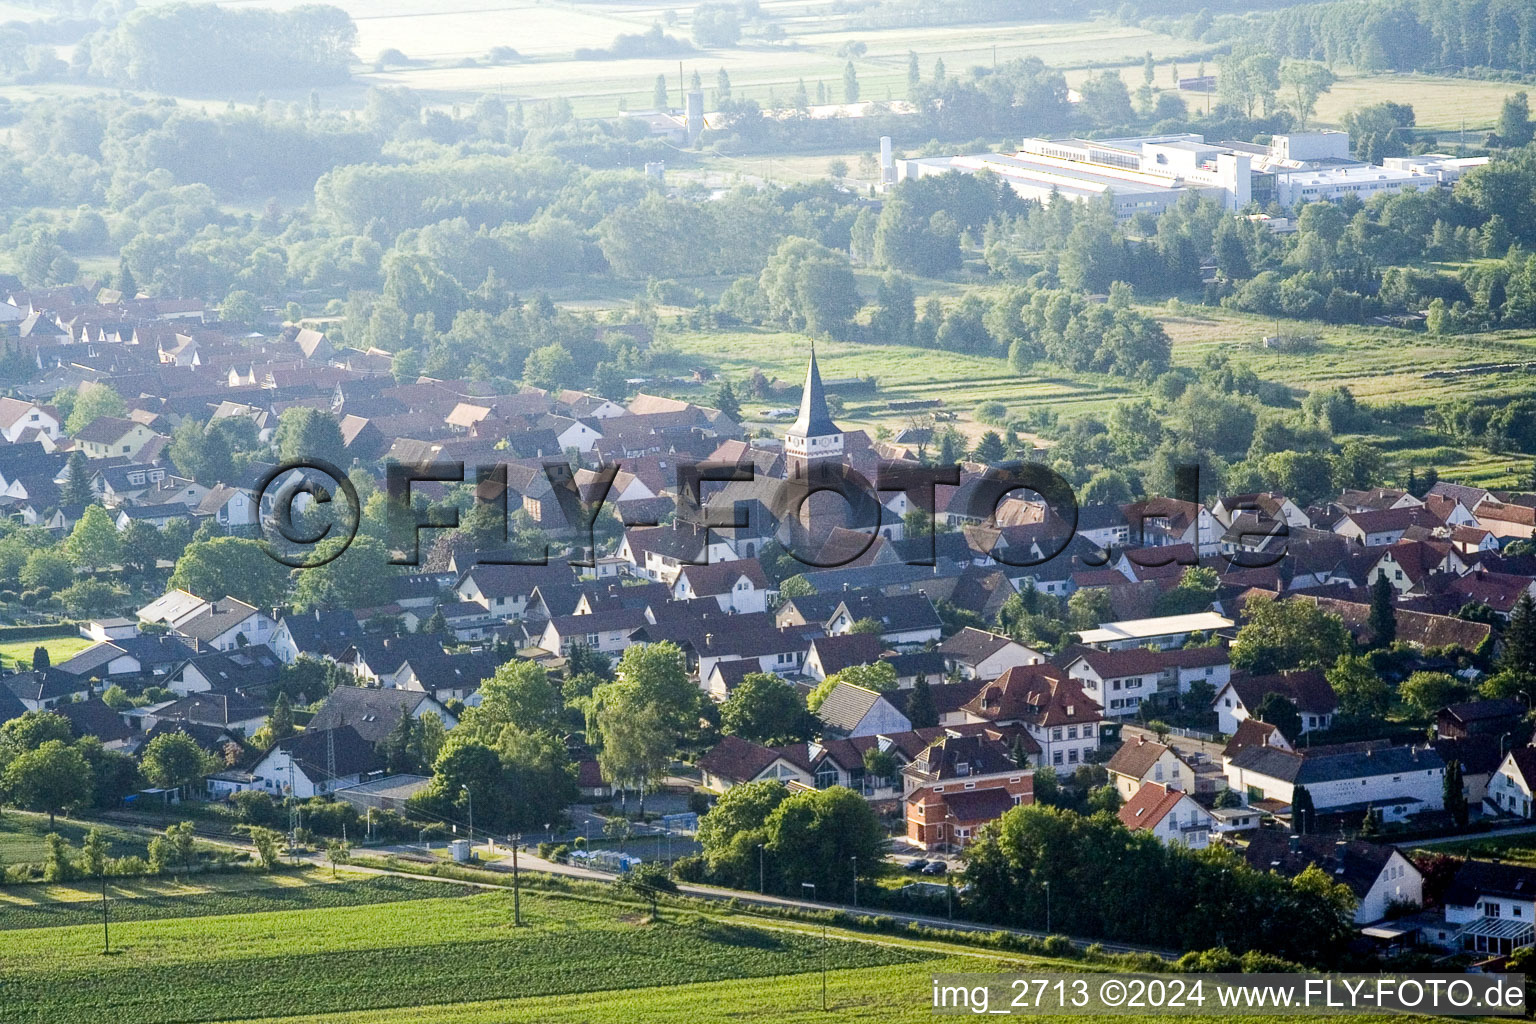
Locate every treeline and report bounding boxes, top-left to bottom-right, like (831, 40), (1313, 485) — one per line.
(1163, 0), (1536, 77)
(86, 2), (356, 92)
(964, 804), (1357, 965)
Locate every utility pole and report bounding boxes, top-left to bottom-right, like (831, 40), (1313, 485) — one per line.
(801, 882), (825, 1011)
(512, 834), (522, 927)
(1043, 880), (1051, 935)
(850, 855), (857, 910)
(757, 843), (765, 894)
(462, 785), (474, 849)
(100, 872), (109, 955)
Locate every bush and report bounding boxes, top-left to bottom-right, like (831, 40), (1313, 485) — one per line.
(974, 400), (1008, 425)
(551, 843), (570, 862)
(230, 791), (283, 827)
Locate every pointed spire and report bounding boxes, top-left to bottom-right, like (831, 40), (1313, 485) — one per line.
(786, 341), (839, 439)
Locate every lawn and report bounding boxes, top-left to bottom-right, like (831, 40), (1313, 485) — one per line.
(1412, 832), (1536, 863)
(0, 812), (148, 865)
(0, 633), (94, 672)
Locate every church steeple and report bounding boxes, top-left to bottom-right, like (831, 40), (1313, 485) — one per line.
(783, 343), (843, 475)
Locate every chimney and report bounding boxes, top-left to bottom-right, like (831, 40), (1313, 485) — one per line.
(1288, 834), (1300, 853)
(1333, 841), (1347, 869)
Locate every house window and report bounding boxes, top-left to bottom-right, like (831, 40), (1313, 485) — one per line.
(1052, 750), (1063, 765)
(1051, 728), (1062, 741)
(1067, 726), (1077, 740)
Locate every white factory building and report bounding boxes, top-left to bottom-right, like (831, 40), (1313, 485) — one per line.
(891, 130), (1486, 218)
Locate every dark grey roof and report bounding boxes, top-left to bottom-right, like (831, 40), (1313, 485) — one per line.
(1231, 743), (1444, 784)
(171, 597), (261, 644)
(273, 724), (381, 781)
(1446, 859), (1536, 908)
(1244, 833), (1404, 900)
(3, 669), (89, 703)
(1295, 744), (1443, 784)
(785, 346), (840, 439)
(309, 686), (441, 744)
(278, 609), (361, 656)
(816, 683), (894, 733)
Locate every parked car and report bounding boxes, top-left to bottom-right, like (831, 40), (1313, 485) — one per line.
(905, 858), (929, 873)
(921, 861), (948, 876)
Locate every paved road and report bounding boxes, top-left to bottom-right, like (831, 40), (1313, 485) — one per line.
(1120, 724), (1225, 762)
(1408, 822), (1536, 847)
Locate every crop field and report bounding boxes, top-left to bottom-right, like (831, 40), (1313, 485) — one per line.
(339, 7), (1194, 116)
(0, 883), (945, 1024)
(0, 871), (467, 930)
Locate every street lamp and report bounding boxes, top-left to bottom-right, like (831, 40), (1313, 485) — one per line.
(1043, 880), (1051, 935)
(850, 855), (858, 910)
(801, 882), (826, 1011)
(1502, 731), (1514, 758)
(461, 785), (474, 849)
(757, 843), (765, 895)
(512, 832), (522, 927)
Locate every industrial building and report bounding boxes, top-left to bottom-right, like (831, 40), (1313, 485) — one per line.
(892, 131), (1486, 218)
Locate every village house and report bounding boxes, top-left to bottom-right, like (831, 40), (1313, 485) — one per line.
(1245, 833), (1423, 926)
(1224, 743), (1445, 823)
(1117, 782), (1215, 848)
(936, 626), (1045, 680)
(957, 665), (1102, 769)
(815, 681), (912, 738)
(903, 731), (1034, 851)
(246, 725), (383, 799)
(1444, 860), (1536, 956)
(73, 416), (158, 459)
(1213, 669), (1338, 737)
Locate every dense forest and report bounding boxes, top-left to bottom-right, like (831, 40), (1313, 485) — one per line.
(1151, 0), (1536, 76)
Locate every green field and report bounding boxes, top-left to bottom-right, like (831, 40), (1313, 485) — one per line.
(0, 634), (95, 672)
(1412, 831), (1536, 863)
(0, 864), (1443, 1024)
(0, 871), (467, 930)
(649, 301), (1535, 488)
(0, 879), (945, 1024)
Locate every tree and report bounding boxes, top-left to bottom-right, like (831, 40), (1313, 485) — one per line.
(1326, 654), (1390, 720)
(31, 646), (48, 671)
(64, 382), (126, 436)
(1500, 593), (1536, 688)
(698, 779), (788, 884)
(720, 673), (810, 745)
(757, 236), (858, 337)
(496, 724), (578, 830)
(778, 575), (815, 598)
(595, 687), (673, 815)
(21, 548), (72, 593)
(81, 826), (108, 878)
(63, 505), (121, 572)
(245, 825), (283, 869)
(412, 737), (508, 830)
(1399, 672), (1463, 718)
(1231, 595), (1351, 674)
(1292, 784), (1316, 835)
(523, 343), (576, 390)
(169, 537), (291, 610)
(220, 289), (260, 324)
(274, 407), (348, 472)
(971, 431), (1007, 465)
(1498, 92), (1534, 148)
(906, 50), (920, 99)
(267, 693), (296, 741)
(139, 733), (215, 797)
(763, 786), (887, 901)
(2, 740), (92, 826)
(1279, 59), (1334, 130)
(1367, 571), (1397, 649)
(1079, 69), (1133, 126)
(289, 536), (389, 612)
(61, 450), (93, 507)
(906, 677), (938, 728)
(653, 73), (669, 111)
(1255, 692), (1302, 742)
(468, 659), (560, 737)
(714, 381), (742, 423)
(842, 61), (859, 103)
(691, 2), (740, 47)
(1444, 758), (1469, 828)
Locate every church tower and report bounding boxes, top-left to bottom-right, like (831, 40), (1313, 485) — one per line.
(783, 344), (843, 477)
